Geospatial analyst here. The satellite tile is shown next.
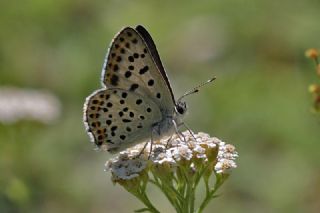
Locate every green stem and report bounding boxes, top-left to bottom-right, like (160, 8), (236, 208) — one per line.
(130, 189), (160, 213)
(178, 164), (197, 213)
(140, 190), (160, 213)
(196, 174), (228, 213)
(125, 180), (160, 213)
(149, 178), (183, 213)
(189, 183), (195, 213)
(195, 164), (211, 188)
(150, 172), (184, 212)
(186, 181), (192, 213)
(176, 167), (186, 198)
(180, 166), (190, 213)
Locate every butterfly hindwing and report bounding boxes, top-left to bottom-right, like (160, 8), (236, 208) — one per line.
(84, 88), (162, 153)
(102, 27), (175, 114)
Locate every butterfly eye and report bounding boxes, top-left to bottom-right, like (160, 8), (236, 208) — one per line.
(176, 102), (187, 115)
(177, 106), (184, 114)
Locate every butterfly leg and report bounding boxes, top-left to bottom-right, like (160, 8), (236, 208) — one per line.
(180, 122), (197, 141)
(138, 127), (155, 159)
(147, 128), (155, 159)
(172, 119), (186, 142)
(138, 140), (149, 158)
(165, 135), (173, 149)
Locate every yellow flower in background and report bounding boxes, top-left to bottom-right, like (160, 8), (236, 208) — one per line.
(306, 48), (320, 112)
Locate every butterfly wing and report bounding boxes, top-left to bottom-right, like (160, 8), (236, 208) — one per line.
(135, 25), (174, 100)
(84, 88), (162, 153)
(101, 26), (175, 114)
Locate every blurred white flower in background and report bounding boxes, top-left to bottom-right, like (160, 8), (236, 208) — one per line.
(0, 87), (61, 124)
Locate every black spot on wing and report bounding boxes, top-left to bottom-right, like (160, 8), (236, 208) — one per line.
(125, 71), (132, 78)
(113, 64), (119, 72)
(119, 111), (124, 117)
(128, 56), (134, 62)
(122, 92), (128, 98)
(110, 75), (119, 86)
(116, 56), (122, 62)
(148, 79), (154, 86)
(130, 84), (139, 91)
(106, 139), (114, 144)
(136, 99), (142, 105)
(139, 66), (149, 74)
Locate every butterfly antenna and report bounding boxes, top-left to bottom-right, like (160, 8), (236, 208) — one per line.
(178, 76), (216, 102)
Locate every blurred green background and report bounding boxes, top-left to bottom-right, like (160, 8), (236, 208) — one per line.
(1, 0), (320, 212)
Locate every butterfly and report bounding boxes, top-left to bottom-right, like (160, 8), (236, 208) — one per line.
(83, 25), (214, 153)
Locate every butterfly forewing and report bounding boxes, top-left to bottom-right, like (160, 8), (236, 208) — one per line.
(135, 25), (175, 102)
(84, 88), (162, 153)
(102, 27), (175, 114)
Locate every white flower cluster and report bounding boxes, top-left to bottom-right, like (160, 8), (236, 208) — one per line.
(105, 150), (148, 181)
(215, 143), (238, 174)
(105, 131), (238, 181)
(0, 87), (61, 124)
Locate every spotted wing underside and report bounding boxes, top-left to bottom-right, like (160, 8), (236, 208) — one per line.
(101, 26), (175, 114)
(83, 88), (162, 153)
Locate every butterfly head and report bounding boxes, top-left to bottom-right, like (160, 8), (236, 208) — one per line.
(175, 101), (187, 117)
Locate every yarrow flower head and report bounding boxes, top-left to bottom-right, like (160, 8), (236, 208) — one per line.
(105, 131), (238, 213)
(106, 151), (147, 181)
